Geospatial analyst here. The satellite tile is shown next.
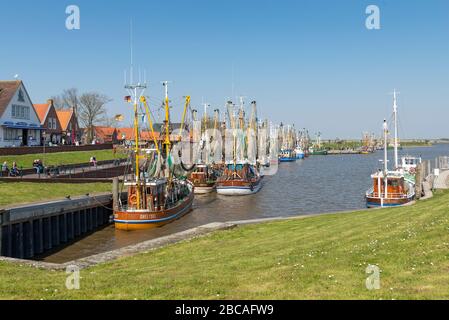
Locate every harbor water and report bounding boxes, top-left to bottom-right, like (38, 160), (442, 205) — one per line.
(40, 144), (449, 263)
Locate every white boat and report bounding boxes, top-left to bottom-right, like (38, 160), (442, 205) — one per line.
(294, 147), (305, 159)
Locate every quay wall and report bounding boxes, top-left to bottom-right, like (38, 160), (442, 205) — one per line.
(0, 195), (113, 260)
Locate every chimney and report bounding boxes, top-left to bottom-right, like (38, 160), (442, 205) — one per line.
(47, 99), (54, 106)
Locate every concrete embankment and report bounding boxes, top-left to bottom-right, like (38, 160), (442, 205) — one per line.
(0, 194), (113, 260)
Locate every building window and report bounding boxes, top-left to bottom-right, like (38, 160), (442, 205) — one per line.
(18, 89), (25, 102)
(4, 128), (19, 141)
(48, 117), (56, 129)
(11, 104), (30, 120)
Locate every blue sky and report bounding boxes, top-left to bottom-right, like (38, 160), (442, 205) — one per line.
(1, 0), (448, 138)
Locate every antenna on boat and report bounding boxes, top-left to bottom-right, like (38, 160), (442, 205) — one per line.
(391, 89), (400, 170)
(231, 62), (235, 102)
(161, 81), (172, 177)
(130, 19), (134, 84)
(383, 119), (389, 173)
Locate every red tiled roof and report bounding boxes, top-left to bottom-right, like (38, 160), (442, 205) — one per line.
(56, 109), (74, 131)
(0, 80), (21, 118)
(93, 126), (116, 140)
(119, 128), (160, 141)
(33, 103), (51, 124)
(92, 126), (161, 142)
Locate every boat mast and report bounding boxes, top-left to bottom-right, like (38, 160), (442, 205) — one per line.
(162, 81), (171, 179)
(317, 132), (321, 149)
(239, 98), (245, 166)
(179, 96), (190, 141)
(393, 89), (399, 169)
(203, 103), (209, 164)
(125, 80), (146, 209)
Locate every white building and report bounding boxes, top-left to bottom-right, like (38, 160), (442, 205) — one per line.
(0, 80), (43, 147)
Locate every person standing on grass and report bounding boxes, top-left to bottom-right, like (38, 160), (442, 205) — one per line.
(1, 161), (9, 176)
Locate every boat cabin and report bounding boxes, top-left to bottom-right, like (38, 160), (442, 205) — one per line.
(125, 178), (167, 211)
(222, 163), (256, 179)
(280, 149), (294, 158)
(191, 165), (212, 183)
(400, 156), (421, 172)
(370, 171), (408, 199)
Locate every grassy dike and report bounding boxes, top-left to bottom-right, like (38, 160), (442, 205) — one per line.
(1, 191), (449, 299)
(0, 182), (112, 207)
(0, 149), (126, 169)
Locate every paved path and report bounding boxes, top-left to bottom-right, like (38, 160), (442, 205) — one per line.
(24, 162), (120, 179)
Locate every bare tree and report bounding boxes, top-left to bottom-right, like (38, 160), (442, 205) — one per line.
(79, 92), (112, 143)
(62, 88), (79, 113)
(50, 95), (65, 109)
(101, 116), (123, 128)
(52, 88), (79, 111)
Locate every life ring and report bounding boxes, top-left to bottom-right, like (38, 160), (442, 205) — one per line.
(129, 194), (137, 206)
(409, 167), (416, 174)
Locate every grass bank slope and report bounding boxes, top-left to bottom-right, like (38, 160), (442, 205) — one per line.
(0, 182), (112, 207)
(1, 191), (449, 299)
(0, 149), (125, 169)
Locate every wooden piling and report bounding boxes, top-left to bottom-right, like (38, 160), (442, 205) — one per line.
(415, 162), (423, 199)
(113, 177), (119, 211)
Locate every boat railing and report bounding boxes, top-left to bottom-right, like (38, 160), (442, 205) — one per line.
(367, 191), (410, 199)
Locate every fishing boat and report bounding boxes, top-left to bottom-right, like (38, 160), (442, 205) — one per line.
(279, 149), (296, 162)
(294, 146), (305, 159)
(114, 81), (194, 230)
(366, 170), (415, 208)
(189, 164), (217, 194)
(309, 148), (328, 156)
(309, 132), (328, 155)
(217, 163), (263, 195)
(366, 91), (415, 208)
(278, 124), (297, 162)
(188, 105), (220, 194)
(216, 99), (263, 195)
(300, 129), (311, 157)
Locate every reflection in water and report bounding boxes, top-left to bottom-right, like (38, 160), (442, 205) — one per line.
(41, 145), (449, 263)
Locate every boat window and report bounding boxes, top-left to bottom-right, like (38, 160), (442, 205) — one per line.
(389, 180), (399, 187)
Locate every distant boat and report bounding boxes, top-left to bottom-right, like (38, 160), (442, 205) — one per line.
(309, 132), (328, 155)
(294, 147), (305, 159)
(279, 149), (297, 162)
(309, 148), (328, 156)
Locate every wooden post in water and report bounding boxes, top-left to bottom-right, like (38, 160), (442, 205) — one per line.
(415, 162), (423, 199)
(112, 177), (119, 211)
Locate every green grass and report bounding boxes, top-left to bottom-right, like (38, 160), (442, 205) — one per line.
(0, 182), (112, 207)
(1, 191), (449, 299)
(322, 141), (363, 150)
(401, 141), (433, 147)
(0, 149), (127, 169)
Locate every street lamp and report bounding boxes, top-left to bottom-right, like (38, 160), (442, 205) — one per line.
(42, 131), (47, 167)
